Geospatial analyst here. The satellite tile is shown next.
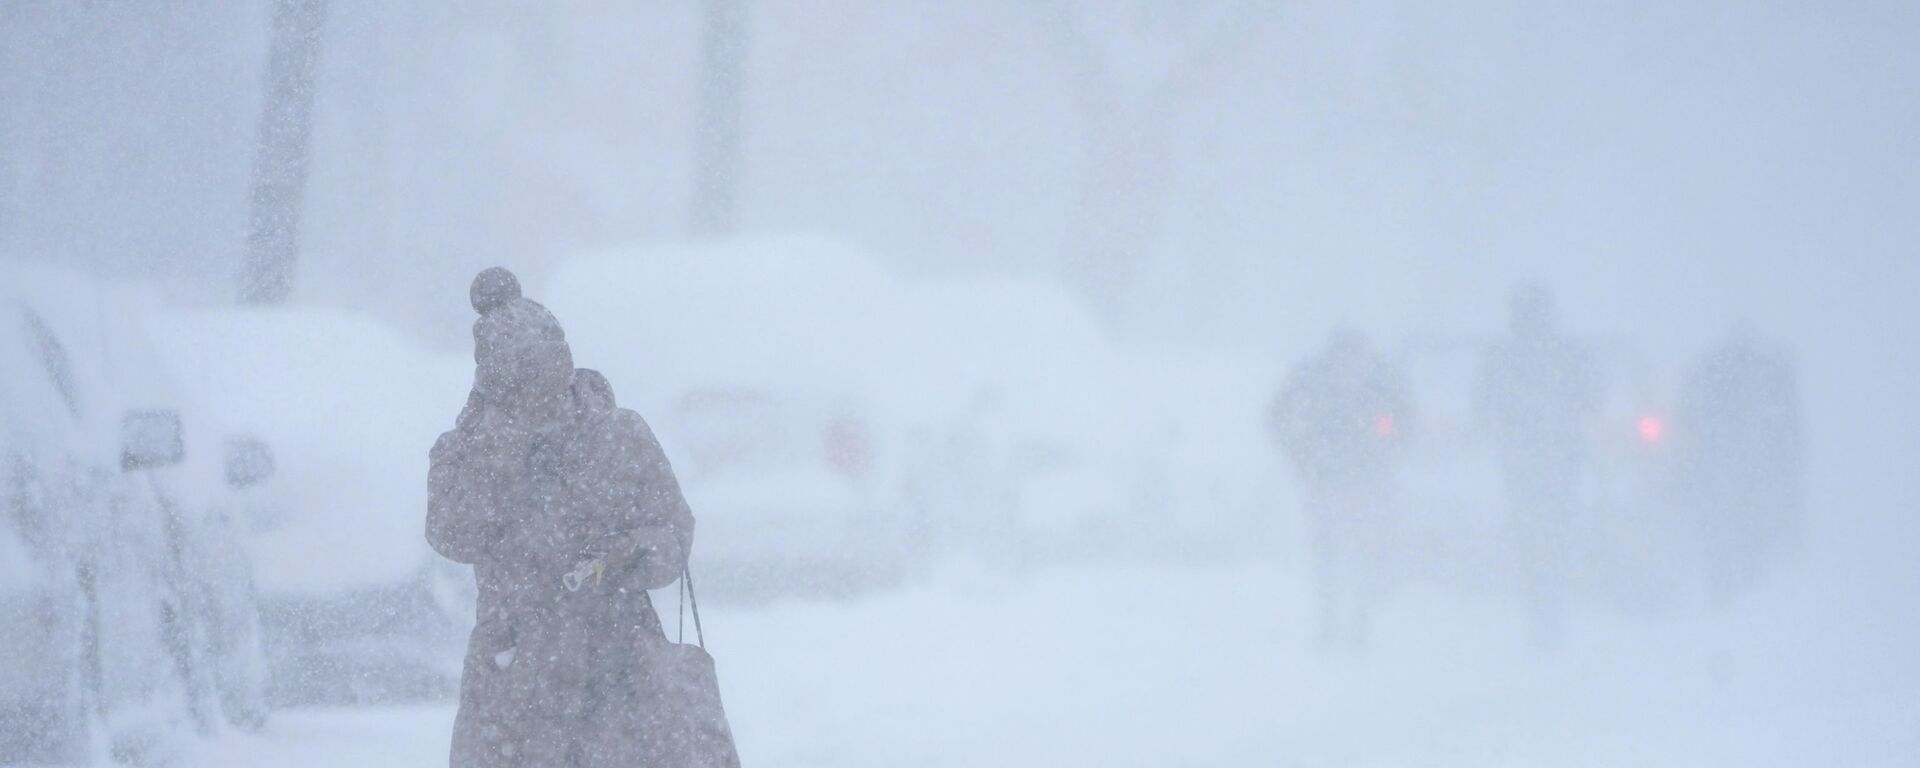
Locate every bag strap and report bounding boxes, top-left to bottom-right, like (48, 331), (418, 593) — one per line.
(678, 564), (707, 649)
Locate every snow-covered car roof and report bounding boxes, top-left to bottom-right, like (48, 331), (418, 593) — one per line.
(149, 306), (469, 595)
(541, 236), (1126, 437)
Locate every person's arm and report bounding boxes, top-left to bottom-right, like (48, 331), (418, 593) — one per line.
(583, 411), (695, 589)
(426, 429), (499, 564)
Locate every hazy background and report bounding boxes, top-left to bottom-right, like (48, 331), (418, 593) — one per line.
(7, 0), (1916, 581)
(3, 1), (1917, 765)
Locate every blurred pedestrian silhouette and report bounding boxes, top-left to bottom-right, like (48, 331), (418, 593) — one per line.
(1271, 329), (1410, 649)
(1676, 324), (1804, 607)
(1475, 285), (1600, 649)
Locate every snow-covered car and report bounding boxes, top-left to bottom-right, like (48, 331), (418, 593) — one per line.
(542, 238), (932, 600)
(0, 264), (265, 765)
(881, 275), (1233, 566)
(1103, 345), (1286, 561)
(884, 277), (1128, 563)
(150, 307), (473, 705)
(545, 237), (1246, 584)
(657, 386), (896, 599)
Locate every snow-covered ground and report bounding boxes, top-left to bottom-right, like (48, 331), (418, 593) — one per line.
(195, 558), (1918, 768)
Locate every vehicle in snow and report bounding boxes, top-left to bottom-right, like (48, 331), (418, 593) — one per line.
(541, 239), (920, 601)
(545, 237), (1255, 586)
(872, 273), (1271, 567)
(0, 263), (265, 765)
(1095, 345), (1286, 562)
(659, 386), (893, 599)
(149, 307), (474, 705)
(884, 276), (1143, 565)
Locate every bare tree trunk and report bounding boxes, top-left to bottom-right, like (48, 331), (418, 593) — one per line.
(1065, 109), (1176, 319)
(239, 0), (328, 304)
(688, 0), (748, 237)
(1041, 0), (1264, 324)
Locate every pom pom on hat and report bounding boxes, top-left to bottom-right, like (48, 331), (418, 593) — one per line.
(470, 267), (522, 315)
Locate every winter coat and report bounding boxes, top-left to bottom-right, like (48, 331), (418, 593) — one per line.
(428, 370), (695, 768)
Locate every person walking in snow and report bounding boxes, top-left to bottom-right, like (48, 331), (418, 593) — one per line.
(1675, 324), (1804, 607)
(1270, 329), (1409, 649)
(1474, 284), (1600, 650)
(428, 267), (699, 767)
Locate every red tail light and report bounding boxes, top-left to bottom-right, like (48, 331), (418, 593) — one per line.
(1374, 414), (1397, 439)
(1637, 414), (1665, 444)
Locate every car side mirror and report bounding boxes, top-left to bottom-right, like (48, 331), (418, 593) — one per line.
(122, 409), (185, 471)
(225, 436), (276, 488)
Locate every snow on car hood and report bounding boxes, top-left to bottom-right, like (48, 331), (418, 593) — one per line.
(150, 307), (469, 595)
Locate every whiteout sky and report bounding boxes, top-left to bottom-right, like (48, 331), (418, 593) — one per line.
(2, 1), (1917, 764)
(9, 0), (1913, 544)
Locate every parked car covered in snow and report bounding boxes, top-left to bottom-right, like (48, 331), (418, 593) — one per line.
(0, 264), (265, 765)
(543, 238), (940, 600)
(660, 386), (893, 598)
(543, 237), (1223, 585)
(150, 307), (473, 705)
(886, 277), (1134, 563)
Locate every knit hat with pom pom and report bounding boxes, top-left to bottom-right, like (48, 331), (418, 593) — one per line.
(468, 267), (573, 402)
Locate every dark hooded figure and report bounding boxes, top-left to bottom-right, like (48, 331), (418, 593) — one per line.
(1270, 329), (1409, 649)
(1474, 285), (1600, 649)
(1676, 324), (1804, 607)
(428, 267), (695, 767)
